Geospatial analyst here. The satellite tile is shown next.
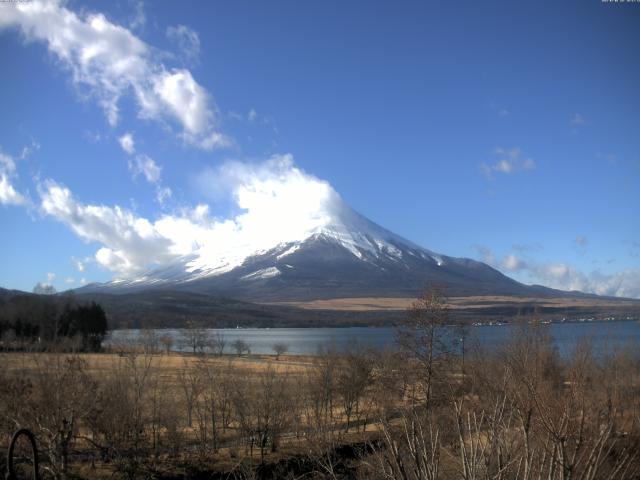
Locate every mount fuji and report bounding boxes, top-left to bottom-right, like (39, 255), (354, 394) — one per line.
(78, 200), (578, 302)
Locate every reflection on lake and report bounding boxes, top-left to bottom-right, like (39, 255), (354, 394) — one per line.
(106, 320), (640, 356)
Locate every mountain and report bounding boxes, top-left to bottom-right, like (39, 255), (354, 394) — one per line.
(78, 202), (592, 302)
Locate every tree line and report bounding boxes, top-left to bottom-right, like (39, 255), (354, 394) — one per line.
(0, 292), (108, 352)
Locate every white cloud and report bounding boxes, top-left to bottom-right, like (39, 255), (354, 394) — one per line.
(588, 270), (640, 298)
(151, 68), (209, 135)
(118, 132), (135, 154)
(0, 152), (16, 173)
(481, 147), (536, 179)
(26, 144), (640, 299)
(473, 245), (640, 298)
(33, 282), (56, 294)
(472, 244), (496, 265)
(129, 154), (161, 183)
(0, 173), (27, 206)
(166, 155), (342, 273)
(502, 253), (526, 271)
(39, 179), (176, 275)
(571, 113), (585, 126)
(19, 140), (40, 160)
(493, 159), (513, 174)
(0, 150), (27, 206)
(37, 154), (342, 277)
(65, 276), (75, 284)
(166, 24), (200, 66)
(495, 147), (521, 159)
(248, 108), (258, 122)
(155, 186), (172, 204)
(498, 109), (510, 117)
(117, 133), (168, 195)
(72, 257), (86, 272)
(83, 130), (103, 143)
(0, 1), (229, 149)
(199, 131), (234, 150)
(128, 0), (146, 31)
(537, 264), (640, 298)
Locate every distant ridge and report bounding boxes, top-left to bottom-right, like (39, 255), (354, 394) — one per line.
(2, 286), (638, 330)
(77, 201), (603, 302)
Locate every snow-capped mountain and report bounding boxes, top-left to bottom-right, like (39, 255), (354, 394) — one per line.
(79, 200), (567, 301)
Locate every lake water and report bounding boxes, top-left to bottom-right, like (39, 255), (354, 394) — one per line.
(106, 320), (640, 356)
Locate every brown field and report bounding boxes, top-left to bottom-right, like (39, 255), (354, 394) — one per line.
(0, 349), (401, 478)
(267, 295), (640, 311)
(2, 324), (639, 479)
(1, 350), (316, 376)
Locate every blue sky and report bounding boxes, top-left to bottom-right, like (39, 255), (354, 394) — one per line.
(0, 0), (639, 297)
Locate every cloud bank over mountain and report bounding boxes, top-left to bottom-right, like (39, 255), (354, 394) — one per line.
(37, 155), (343, 277)
(34, 151), (640, 298)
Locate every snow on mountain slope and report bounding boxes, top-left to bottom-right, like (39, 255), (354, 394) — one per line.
(68, 156), (612, 303)
(181, 199), (431, 274)
(92, 199), (440, 288)
(78, 196), (553, 302)
(75, 156), (574, 300)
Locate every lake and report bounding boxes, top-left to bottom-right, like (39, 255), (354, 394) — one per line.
(106, 320), (640, 356)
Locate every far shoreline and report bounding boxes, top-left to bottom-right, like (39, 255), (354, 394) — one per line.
(107, 315), (640, 332)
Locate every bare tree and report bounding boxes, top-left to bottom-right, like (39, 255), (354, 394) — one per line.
(232, 338), (250, 356)
(232, 366), (292, 463)
(211, 332), (226, 356)
(179, 321), (210, 355)
(396, 285), (451, 408)
(177, 362), (202, 428)
(336, 348), (373, 432)
(272, 342), (289, 360)
(371, 411), (441, 480)
(505, 330), (639, 480)
(304, 344), (338, 433)
(141, 328), (158, 355)
(14, 355), (96, 479)
(147, 372), (162, 460)
(370, 349), (406, 422)
(217, 360), (236, 432)
(85, 352), (154, 479)
(159, 333), (173, 355)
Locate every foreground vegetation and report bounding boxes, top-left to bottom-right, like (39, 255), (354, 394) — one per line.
(1, 291), (639, 479)
(0, 292), (108, 352)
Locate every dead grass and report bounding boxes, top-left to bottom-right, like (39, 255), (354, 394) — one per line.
(266, 295), (640, 311)
(0, 350), (316, 378)
(0, 350), (391, 478)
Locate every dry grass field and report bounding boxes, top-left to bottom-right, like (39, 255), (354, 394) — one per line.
(269, 294), (640, 312)
(2, 316), (640, 479)
(1, 350), (316, 376)
(0, 349), (401, 478)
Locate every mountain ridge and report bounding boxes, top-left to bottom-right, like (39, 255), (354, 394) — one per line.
(77, 203), (603, 302)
